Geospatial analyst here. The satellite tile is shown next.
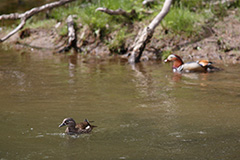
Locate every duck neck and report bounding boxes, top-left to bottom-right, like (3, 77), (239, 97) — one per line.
(172, 58), (184, 69)
(67, 126), (78, 133)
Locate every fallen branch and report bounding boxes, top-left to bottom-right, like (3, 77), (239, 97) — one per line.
(128, 0), (172, 63)
(1, 18), (27, 42)
(96, 7), (137, 19)
(58, 15), (80, 53)
(0, 0), (75, 42)
(204, 0), (238, 6)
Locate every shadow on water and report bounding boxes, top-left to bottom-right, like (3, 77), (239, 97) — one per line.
(0, 47), (240, 159)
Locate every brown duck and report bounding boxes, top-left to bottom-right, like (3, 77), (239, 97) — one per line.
(59, 118), (96, 135)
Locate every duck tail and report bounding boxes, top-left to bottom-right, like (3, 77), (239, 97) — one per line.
(84, 119), (96, 123)
(91, 125), (97, 128)
(206, 65), (222, 72)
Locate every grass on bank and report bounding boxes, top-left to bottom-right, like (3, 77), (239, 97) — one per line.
(26, 18), (57, 29)
(161, 6), (206, 37)
(24, 0), (240, 55)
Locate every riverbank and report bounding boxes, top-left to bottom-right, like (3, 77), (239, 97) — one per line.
(1, 0), (240, 64)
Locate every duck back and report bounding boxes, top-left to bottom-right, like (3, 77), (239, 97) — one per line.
(182, 62), (206, 72)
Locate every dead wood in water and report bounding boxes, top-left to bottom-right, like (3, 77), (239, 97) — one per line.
(128, 0), (172, 63)
(0, 0), (75, 42)
(58, 15), (80, 53)
(96, 7), (137, 19)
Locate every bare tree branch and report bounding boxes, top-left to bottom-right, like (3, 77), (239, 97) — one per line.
(0, 0), (75, 42)
(96, 7), (136, 19)
(0, 13), (21, 20)
(129, 0), (172, 63)
(148, 0), (172, 31)
(0, 18), (26, 42)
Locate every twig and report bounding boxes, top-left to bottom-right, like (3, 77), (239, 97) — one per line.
(0, 18), (26, 42)
(96, 7), (136, 19)
(0, 0), (75, 42)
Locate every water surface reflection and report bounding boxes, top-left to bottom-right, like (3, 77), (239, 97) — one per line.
(0, 48), (240, 160)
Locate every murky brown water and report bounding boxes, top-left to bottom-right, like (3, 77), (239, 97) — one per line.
(1, 1), (240, 159)
(0, 0), (56, 14)
(0, 47), (240, 160)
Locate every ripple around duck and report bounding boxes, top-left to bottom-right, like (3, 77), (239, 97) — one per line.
(45, 132), (92, 139)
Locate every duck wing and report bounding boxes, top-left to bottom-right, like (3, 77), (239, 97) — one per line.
(75, 119), (90, 130)
(181, 62), (206, 72)
(75, 119), (97, 134)
(197, 60), (221, 72)
(197, 60), (212, 67)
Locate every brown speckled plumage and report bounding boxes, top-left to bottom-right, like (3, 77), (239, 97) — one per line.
(59, 118), (96, 135)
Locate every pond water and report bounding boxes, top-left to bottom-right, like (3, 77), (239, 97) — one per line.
(0, 47), (240, 160)
(0, 0), (56, 14)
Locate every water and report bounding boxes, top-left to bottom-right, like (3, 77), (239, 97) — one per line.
(0, 47), (240, 160)
(1, 1), (240, 159)
(0, 0), (56, 14)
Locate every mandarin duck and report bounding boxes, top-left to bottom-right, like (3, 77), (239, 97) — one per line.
(59, 118), (96, 135)
(164, 54), (219, 72)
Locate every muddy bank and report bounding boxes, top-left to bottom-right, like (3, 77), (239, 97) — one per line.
(174, 9), (240, 64)
(1, 9), (240, 64)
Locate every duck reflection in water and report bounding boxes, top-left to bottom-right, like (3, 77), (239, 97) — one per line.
(171, 72), (210, 84)
(59, 118), (96, 135)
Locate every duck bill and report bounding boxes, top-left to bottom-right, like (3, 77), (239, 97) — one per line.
(59, 123), (66, 128)
(164, 59), (170, 63)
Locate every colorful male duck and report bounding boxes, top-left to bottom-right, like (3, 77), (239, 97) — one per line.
(59, 118), (96, 135)
(164, 54), (219, 72)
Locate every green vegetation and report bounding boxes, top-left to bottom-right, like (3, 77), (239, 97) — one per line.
(58, 25), (68, 36)
(107, 27), (131, 54)
(161, 50), (172, 60)
(26, 18), (57, 29)
(161, 6), (205, 36)
(51, 0), (142, 31)
(24, 0), (240, 56)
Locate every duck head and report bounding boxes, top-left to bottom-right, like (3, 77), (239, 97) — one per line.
(164, 54), (184, 69)
(59, 118), (76, 128)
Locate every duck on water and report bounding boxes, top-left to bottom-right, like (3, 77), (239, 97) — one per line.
(164, 54), (220, 73)
(59, 118), (96, 135)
